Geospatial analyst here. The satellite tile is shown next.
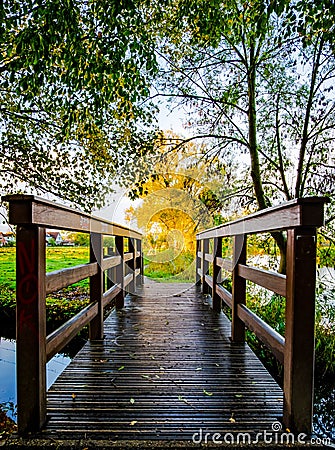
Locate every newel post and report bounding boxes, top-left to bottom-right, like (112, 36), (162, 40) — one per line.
(196, 239), (201, 286)
(89, 232), (104, 340)
(283, 227), (317, 433)
(231, 234), (247, 342)
(212, 237), (222, 311)
(201, 239), (210, 295)
(136, 238), (143, 285)
(128, 237), (136, 293)
(16, 225), (47, 434)
(115, 235), (125, 308)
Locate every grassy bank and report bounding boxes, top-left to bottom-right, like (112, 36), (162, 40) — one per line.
(0, 247), (89, 291)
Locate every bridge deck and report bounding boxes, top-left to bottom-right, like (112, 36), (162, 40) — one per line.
(42, 281), (283, 441)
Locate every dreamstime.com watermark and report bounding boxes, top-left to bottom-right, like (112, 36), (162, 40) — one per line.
(192, 422), (333, 446)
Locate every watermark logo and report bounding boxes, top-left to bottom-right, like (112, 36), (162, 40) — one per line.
(192, 422), (333, 446)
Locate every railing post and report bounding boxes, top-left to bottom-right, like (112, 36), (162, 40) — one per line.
(16, 225), (47, 434)
(106, 245), (115, 290)
(196, 239), (201, 286)
(212, 237), (222, 311)
(128, 237), (136, 293)
(136, 238), (143, 285)
(115, 235), (125, 309)
(89, 232), (104, 340)
(231, 234), (246, 342)
(201, 238), (209, 294)
(283, 227), (317, 433)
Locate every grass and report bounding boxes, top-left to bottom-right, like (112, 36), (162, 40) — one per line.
(144, 250), (196, 282)
(0, 247), (89, 290)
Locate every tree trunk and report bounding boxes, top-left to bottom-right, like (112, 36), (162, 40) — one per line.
(247, 45), (287, 274)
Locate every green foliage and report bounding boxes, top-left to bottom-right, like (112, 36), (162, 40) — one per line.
(317, 235), (335, 267)
(0, 284), (89, 335)
(1, 0), (161, 210)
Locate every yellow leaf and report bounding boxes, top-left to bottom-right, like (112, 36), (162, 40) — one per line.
(130, 420), (138, 426)
(71, 393), (76, 400)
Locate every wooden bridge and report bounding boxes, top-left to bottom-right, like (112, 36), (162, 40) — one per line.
(2, 195), (328, 444)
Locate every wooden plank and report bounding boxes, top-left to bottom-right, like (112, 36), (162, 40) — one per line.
(102, 285), (120, 308)
(46, 263), (98, 294)
(46, 303), (98, 361)
(101, 255), (121, 271)
(216, 257), (233, 271)
(216, 284), (232, 309)
(197, 251), (202, 259)
(204, 253), (213, 263)
(283, 228), (317, 433)
(135, 268), (141, 278)
(237, 304), (285, 364)
(237, 264), (286, 297)
(2, 194), (142, 238)
(123, 272), (133, 288)
(124, 252), (133, 262)
(204, 274), (213, 288)
(196, 197), (328, 240)
(16, 225), (47, 434)
(44, 283), (283, 441)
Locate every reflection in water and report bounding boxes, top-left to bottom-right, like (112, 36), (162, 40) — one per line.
(0, 337), (70, 421)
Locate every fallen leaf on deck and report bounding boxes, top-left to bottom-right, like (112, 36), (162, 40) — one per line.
(235, 394), (243, 398)
(195, 367), (202, 371)
(118, 365), (125, 371)
(71, 393), (76, 400)
(203, 390), (213, 396)
(130, 420), (138, 426)
(130, 398), (135, 404)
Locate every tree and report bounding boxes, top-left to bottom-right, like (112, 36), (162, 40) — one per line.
(126, 131), (229, 276)
(150, 0), (335, 272)
(1, 0), (160, 210)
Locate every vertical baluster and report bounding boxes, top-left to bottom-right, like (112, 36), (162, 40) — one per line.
(128, 237), (135, 293)
(196, 239), (201, 286)
(201, 239), (209, 294)
(231, 234), (246, 342)
(115, 235), (125, 309)
(212, 237), (222, 311)
(136, 238), (143, 285)
(284, 227), (317, 433)
(89, 232), (103, 340)
(16, 225), (46, 433)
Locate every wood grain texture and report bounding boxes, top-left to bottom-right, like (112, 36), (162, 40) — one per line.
(46, 263), (98, 294)
(196, 197), (328, 239)
(2, 194), (142, 238)
(43, 281), (283, 441)
(237, 265), (286, 297)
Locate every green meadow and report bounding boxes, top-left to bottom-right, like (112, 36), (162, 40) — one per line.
(0, 247), (89, 290)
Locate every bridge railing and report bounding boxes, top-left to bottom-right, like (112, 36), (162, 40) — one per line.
(2, 194), (143, 435)
(196, 197), (328, 434)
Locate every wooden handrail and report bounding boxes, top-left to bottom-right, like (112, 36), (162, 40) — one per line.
(2, 194), (144, 435)
(2, 194), (142, 239)
(197, 196), (328, 239)
(196, 197), (328, 434)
